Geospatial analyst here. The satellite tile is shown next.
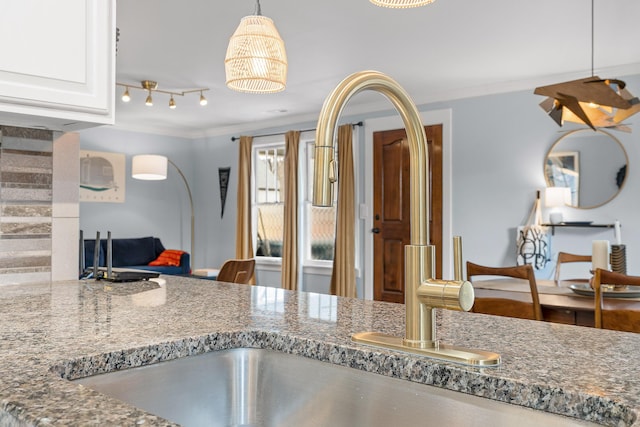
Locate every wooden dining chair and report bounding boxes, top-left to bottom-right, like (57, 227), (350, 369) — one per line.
(593, 269), (640, 332)
(217, 259), (255, 284)
(466, 262), (543, 321)
(554, 252), (592, 286)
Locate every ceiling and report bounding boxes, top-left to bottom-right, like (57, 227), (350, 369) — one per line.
(114, 0), (640, 138)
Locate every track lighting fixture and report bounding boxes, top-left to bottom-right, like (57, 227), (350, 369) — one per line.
(117, 80), (210, 109)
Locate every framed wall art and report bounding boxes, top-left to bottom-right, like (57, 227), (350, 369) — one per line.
(79, 150), (126, 203)
(545, 150), (579, 206)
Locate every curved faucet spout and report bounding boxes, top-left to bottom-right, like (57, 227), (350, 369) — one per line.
(314, 71), (500, 365)
(312, 70), (429, 247)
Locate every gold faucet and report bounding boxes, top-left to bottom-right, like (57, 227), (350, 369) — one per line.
(313, 70), (500, 366)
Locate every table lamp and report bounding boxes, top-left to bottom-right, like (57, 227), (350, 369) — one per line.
(545, 187), (571, 224)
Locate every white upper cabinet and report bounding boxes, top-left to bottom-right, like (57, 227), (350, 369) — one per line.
(0, 0), (115, 130)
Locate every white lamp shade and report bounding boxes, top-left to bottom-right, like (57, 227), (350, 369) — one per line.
(544, 187), (571, 207)
(132, 155), (168, 180)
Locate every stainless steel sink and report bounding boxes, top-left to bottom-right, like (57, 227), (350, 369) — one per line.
(74, 348), (598, 427)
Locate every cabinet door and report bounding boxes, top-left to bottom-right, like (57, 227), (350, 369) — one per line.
(0, 0), (115, 130)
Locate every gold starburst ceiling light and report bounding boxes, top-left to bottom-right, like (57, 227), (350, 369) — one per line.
(534, 0), (639, 132)
(535, 77), (640, 132)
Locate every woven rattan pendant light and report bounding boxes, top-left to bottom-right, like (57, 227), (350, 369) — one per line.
(370, 0), (435, 8)
(225, 0), (287, 94)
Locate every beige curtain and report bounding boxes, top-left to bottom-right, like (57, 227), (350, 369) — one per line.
(235, 136), (255, 283)
(282, 130), (300, 290)
(330, 125), (357, 297)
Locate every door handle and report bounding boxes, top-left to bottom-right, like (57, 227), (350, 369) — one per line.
(371, 227), (380, 234)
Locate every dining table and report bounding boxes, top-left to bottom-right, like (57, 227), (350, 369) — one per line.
(471, 279), (640, 330)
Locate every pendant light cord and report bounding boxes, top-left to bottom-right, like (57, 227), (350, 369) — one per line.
(255, 0), (262, 16)
(591, 0), (594, 76)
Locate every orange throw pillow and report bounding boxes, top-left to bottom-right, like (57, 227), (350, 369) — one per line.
(149, 249), (185, 267)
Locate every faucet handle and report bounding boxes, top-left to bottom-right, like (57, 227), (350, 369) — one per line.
(328, 158), (337, 183)
(417, 236), (475, 312)
(419, 278), (474, 312)
(453, 235), (463, 281)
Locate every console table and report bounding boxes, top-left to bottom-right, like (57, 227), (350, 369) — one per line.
(541, 223), (615, 235)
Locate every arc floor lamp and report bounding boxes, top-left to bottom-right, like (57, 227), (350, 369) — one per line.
(132, 154), (194, 265)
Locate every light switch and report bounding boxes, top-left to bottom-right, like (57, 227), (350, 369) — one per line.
(359, 204), (368, 220)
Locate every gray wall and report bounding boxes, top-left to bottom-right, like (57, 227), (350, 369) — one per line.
(79, 74), (640, 292)
(444, 78), (639, 278)
(78, 128), (197, 263)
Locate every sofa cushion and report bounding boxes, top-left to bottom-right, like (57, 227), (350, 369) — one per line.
(149, 249), (185, 267)
(104, 236), (157, 267)
(153, 238), (166, 257)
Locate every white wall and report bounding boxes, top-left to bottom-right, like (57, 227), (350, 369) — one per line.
(78, 73), (640, 290)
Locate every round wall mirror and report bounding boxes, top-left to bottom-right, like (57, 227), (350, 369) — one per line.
(544, 129), (628, 209)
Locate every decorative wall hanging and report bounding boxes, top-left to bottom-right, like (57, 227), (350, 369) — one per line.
(218, 167), (231, 218)
(516, 191), (551, 272)
(79, 150), (125, 203)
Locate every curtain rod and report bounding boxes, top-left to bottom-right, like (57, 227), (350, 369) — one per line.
(230, 121), (363, 142)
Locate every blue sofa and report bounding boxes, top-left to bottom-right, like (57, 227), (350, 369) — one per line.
(83, 236), (190, 275)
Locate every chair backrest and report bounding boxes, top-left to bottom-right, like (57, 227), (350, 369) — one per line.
(217, 259), (255, 284)
(554, 252), (592, 286)
(593, 269), (640, 332)
(466, 262), (543, 321)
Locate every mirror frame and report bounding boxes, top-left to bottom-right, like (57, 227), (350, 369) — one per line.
(544, 129), (629, 209)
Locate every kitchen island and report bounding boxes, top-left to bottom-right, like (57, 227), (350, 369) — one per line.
(0, 276), (638, 426)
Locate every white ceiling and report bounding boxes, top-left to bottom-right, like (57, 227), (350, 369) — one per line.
(114, 0), (640, 138)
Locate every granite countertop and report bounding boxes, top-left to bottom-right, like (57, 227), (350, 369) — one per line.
(0, 276), (638, 426)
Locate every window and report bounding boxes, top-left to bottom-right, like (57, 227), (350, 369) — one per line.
(252, 135), (337, 266)
(254, 144), (285, 258)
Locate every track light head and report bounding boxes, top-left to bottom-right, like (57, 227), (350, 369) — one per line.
(122, 87), (131, 102)
(145, 93), (153, 106)
(169, 96), (176, 109)
(199, 91), (208, 106)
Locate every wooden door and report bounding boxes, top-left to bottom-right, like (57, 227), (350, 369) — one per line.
(373, 125), (443, 303)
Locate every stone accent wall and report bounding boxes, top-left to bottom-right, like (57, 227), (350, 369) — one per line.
(0, 126), (53, 284)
